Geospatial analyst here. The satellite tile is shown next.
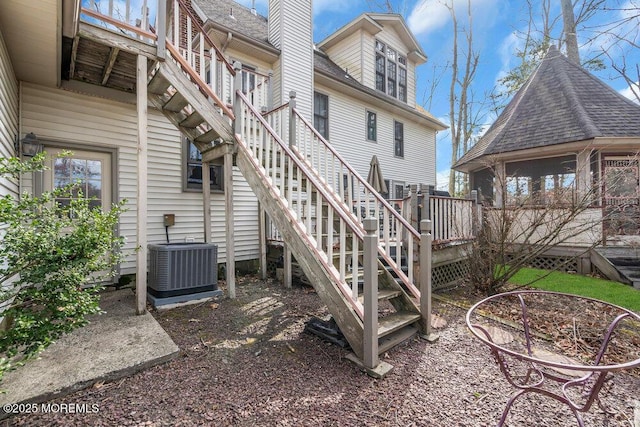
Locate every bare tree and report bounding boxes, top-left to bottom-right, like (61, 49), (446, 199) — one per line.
(493, 0), (639, 111)
(467, 151), (639, 295)
(446, 0), (479, 196)
(365, 0), (409, 15)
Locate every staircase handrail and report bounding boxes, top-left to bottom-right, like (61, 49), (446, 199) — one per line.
(174, 0), (235, 76)
(164, 43), (235, 120)
(290, 108), (421, 298)
(292, 108), (419, 240)
(236, 90), (369, 319)
(262, 102), (290, 117)
(81, 7), (158, 40)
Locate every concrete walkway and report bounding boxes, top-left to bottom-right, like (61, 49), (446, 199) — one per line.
(0, 288), (179, 410)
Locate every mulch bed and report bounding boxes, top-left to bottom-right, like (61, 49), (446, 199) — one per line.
(7, 275), (640, 427)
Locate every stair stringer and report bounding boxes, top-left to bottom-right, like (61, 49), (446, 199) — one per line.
(149, 60), (235, 145)
(235, 141), (366, 357)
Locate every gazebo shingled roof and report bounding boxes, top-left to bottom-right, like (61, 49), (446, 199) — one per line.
(455, 45), (640, 171)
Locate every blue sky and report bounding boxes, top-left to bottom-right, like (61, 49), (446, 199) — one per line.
(235, 0), (639, 189)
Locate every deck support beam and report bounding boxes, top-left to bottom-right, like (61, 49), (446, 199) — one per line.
(258, 204), (267, 280)
(101, 47), (120, 85)
(283, 244), (292, 288)
(135, 54), (148, 315)
(203, 160), (212, 242)
(224, 151), (235, 299)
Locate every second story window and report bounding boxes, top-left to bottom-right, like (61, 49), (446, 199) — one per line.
(375, 41), (386, 92)
(375, 40), (407, 102)
(398, 57), (407, 102)
(366, 111), (377, 141)
(394, 121), (404, 158)
(314, 92), (329, 139)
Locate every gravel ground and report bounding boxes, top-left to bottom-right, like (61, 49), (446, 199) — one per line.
(7, 275), (640, 426)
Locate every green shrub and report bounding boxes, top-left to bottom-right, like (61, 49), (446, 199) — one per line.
(0, 153), (126, 381)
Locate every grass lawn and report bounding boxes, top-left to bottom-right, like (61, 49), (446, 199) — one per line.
(509, 267), (640, 312)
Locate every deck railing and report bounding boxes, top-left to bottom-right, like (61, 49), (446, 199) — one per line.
(427, 195), (477, 243)
(257, 100), (421, 296)
(235, 90), (369, 318)
(82, 0), (156, 40)
(80, 0), (270, 116)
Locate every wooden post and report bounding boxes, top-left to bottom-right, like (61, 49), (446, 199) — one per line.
(233, 61), (243, 135)
(288, 91), (297, 148)
(135, 54), (148, 315)
(363, 217), (379, 369)
(258, 204), (267, 280)
(281, 90), (296, 286)
(156, 0), (166, 59)
(420, 219), (438, 342)
(224, 151), (235, 298)
(470, 189), (479, 237)
(495, 161), (505, 207)
(283, 244), (292, 288)
(202, 161), (211, 242)
(225, 61), (242, 299)
(410, 184), (419, 287)
(410, 184), (419, 231)
(267, 69), (274, 110)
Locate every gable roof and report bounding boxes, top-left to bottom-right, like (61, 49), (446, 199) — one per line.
(314, 49), (446, 129)
(317, 13), (427, 64)
(193, 0), (444, 129)
(455, 45), (640, 170)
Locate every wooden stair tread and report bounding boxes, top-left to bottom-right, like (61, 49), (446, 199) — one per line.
(148, 72), (170, 95)
(164, 92), (188, 112)
(357, 288), (402, 304)
(378, 312), (421, 338)
(180, 111), (205, 128)
(378, 324), (418, 354)
(195, 129), (220, 143)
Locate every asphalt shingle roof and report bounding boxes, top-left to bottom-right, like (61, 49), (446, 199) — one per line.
(455, 45), (640, 168)
(193, 0), (269, 43)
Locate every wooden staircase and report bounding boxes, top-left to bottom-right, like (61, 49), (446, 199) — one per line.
(140, 0), (426, 363)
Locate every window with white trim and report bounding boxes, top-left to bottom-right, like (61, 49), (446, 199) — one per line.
(394, 120), (404, 158)
(366, 110), (377, 141)
(314, 92), (329, 139)
(375, 40), (407, 102)
(185, 139), (223, 192)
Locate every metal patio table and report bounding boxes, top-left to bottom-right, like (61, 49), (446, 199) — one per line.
(466, 290), (640, 427)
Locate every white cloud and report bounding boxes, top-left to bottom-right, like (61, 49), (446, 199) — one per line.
(313, 0), (347, 15)
(495, 31), (521, 85)
(407, 0), (450, 36)
(435, 169), (450, 191)
(619, 82), (640, 104)
(408, 0), (500, 37)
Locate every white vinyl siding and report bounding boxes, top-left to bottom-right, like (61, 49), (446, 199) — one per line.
(0, 29), (19, 199)
(270, 1), (313, 118)
(314, 81), (436, 188)
(323, 30), (363, 83)
(20, 84), (260, 274)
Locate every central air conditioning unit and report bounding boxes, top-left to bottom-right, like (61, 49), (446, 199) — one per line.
(147, 242), (222, 307)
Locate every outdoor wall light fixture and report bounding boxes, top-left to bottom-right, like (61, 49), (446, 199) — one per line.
(19, 132), (43, 157)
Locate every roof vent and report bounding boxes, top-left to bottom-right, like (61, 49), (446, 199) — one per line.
(251, 0), (257, 15)
(229, 7), (235, 19)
